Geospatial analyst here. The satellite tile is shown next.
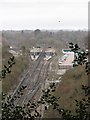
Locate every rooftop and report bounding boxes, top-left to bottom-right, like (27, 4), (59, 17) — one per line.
(59, 52), (74, 66)
(45, 48), (55, 53)
(30, 47), (42, 53)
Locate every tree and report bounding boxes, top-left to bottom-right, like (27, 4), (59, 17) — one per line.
(34, 29), (41, 35)
(1, 43), (90, 120)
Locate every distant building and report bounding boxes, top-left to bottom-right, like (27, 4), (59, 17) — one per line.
(58, 49), (74, 69)
(9, 46), (22, 57)
(30, 47), (42, 60)
(44, 48), (55, 60)
(30, 47), (42, 55)
(62, 49), (72, 54)
(45, 48), (55, 56)
(30, 47), (55, 61)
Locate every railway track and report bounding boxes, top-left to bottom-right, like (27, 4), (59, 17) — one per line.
(10, 48), (51, 106)
(24, 60), (51, 104)
(10, 49), (44, 100)
(16, 60), (44, 105)
(17, 60), (51, 106)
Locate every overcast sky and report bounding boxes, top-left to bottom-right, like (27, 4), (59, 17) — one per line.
(0, 0), (89, 30)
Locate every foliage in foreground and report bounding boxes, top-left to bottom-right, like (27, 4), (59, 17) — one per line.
(1, 43), (90, 119)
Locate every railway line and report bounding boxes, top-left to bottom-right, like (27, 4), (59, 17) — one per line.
(30, 60), (51, 102)
(17, 60), (51, 106)
(10, 48), (52, 106)
(16, 60), (44, 105)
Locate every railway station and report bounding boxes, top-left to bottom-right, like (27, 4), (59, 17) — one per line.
(30, 47), (43, 60)
(30, 47), (55, 61)
(44, 48), (55, 60)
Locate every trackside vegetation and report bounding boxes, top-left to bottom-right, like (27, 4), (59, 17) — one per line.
(0, 43), (90, 120)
